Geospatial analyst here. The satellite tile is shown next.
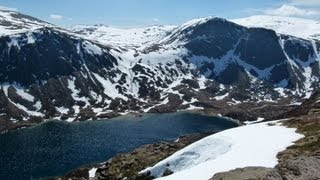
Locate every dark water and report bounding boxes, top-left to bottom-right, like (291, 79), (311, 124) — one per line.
(0, 112), (237, 179)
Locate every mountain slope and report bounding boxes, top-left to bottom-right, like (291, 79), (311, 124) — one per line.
(0, 11), (212, 127)
(0, 12), (319, 131)
(152, 17), (319, 94)
(0, 10), (53, 36)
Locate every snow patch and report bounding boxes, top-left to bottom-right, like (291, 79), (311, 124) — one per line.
(82, 41), (103, 55)
(67, 78), (90, 107)
(92, 73), (128, 101)
(89, 167), (97, 178)
(34, 101), (42, 110)
(141, 120), (303, 180)
(56, 107), (69, 114)
(186, 105), (204, 111)
(214, 93), (229, 100)
(15, 88), (35, 102)
(244, 117), (265, 125)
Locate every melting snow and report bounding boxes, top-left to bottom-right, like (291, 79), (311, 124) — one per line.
(141, 120), (303, 180)
(214, 93), (229, 100)
(26, 32), (36, 44)
(92, 73), (128, 101)
(15, 87), (35, 102)
(186, 105), (204, 110)
(67, 78), (90, 107)
(56, 107), (69, 114)
(191, 50), (276, 80)
(244, 117), (265, 125)
(274, 87), (287, 97)
(66, 117), (76, 122)
(34, 101), (42, 110)
(89, 167), (97, 178)
(73, 106), (80, 114)
(82, 41), (103, 55)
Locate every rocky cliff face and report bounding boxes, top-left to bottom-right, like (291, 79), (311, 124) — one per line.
(0, 12), (319, 129)
(159, 17), (319, 90)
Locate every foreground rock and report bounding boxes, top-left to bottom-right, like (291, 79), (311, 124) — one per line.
(211, 156), (320, 180)
(211, 167), (281, 180)
(277, 156), (320, 180)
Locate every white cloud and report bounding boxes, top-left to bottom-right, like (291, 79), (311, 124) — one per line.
(290, 0), (320, 6)
(264, 5), (319, 17)
(0, 5), (17, 11)
(49, 14), (63, 20)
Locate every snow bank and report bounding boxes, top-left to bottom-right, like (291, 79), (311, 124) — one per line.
(141, 120), (303, 180)
(88, 167), (97, 178)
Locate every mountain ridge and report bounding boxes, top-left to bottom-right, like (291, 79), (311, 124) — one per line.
(0, 11), (319, 131)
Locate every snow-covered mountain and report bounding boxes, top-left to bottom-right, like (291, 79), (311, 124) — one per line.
(153, 17), (319, 93)
(70, 24), (176, 48)
(0, 10), (53, 36)
(232, 15), (320, 40)
(0, 11), (319, 128)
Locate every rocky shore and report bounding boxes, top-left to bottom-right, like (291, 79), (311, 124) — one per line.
(53, 133), (211, 180)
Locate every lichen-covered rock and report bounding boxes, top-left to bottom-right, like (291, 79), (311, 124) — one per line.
(211, 167), (281, 180)
(276, 156), (320, 180)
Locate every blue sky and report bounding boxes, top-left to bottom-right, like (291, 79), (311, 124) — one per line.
(0, 0), (319, 27)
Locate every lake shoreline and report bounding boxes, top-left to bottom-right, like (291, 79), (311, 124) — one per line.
(53, 132), (216, 180)
(0, 112), (238, 179)
(1, 99), (296, 134)
(0, 109), (241, 134)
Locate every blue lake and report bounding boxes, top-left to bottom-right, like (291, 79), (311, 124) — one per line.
(0, 112), (238, 179)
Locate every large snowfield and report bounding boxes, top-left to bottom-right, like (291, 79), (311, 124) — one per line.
(141, 120), (303, 180)
(232, 15), (320, 40)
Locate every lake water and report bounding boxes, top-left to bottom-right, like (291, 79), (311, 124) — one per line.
(0, 112), (238, 179)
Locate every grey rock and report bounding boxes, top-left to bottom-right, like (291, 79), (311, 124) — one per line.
(277, 156), (320, 180)
(211, 167), (281, 180)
